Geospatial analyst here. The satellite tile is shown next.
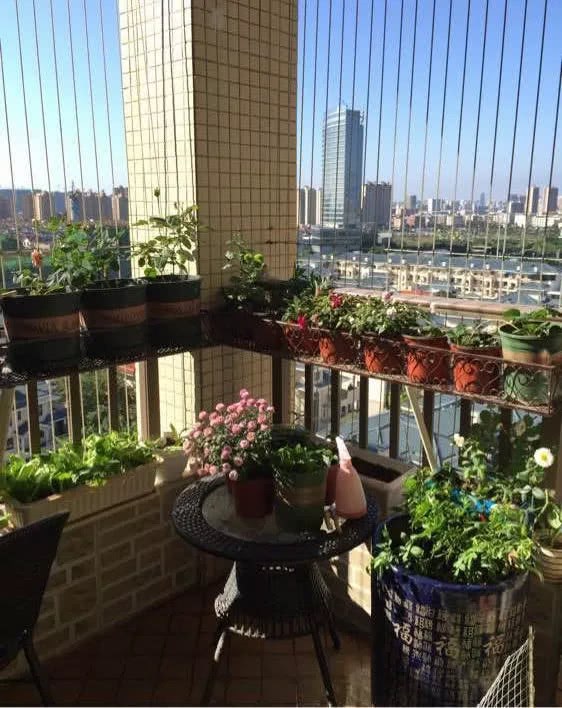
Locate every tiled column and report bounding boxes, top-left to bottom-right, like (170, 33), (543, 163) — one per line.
(119, 0), (297, 431)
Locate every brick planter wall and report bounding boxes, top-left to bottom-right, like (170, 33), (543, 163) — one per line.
(8, 479), (229, 675)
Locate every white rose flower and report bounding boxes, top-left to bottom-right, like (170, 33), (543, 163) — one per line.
(534, 447), (554, 469)
(453, 433), (465, 448)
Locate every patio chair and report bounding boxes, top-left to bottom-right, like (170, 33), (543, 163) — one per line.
(0, 512), (69, 706)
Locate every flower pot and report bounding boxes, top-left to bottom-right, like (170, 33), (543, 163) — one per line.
(318, 331), (356, 365)
(0, 290), (81, 368)
(403, 334), (450, 384)
(81, 279), (147, 351)
(537, 543), (562, 583)
(251, 314), (284, 351)
(146, 274), (201, 321)
(232, 477), (274, 518)
(274, 467), (328, 533)
(282, 322), (319, 358)
(372, 515), (529, 707)
(154, 449), (188, 487)
(499, 323), (562, 405)
(6, 458), (161, 527)
(450, 343), (502, 395)
(362, 335), (403, 374)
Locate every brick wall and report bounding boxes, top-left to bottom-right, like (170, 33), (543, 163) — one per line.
(9, 480), (229, 675)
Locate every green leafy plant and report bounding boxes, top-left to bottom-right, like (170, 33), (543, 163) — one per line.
(48, 219), (121, 288)
(0, 432), (155, 504)
(502, 308), (562, 338)
(371, 410), (559, 584)
(448, 321), (500, 348)
(305, 291), (360, 332)
(11, 269), (64, 296)
(134, 196), (199, 278)
(271, 442), (334, 480)
(222, 234), (269, 312)
(349, 296), (421, 337)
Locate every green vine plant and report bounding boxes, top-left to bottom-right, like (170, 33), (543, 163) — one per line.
(133, 190), (200, 278)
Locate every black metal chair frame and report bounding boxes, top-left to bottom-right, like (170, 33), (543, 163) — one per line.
(0, 511), (69, 706)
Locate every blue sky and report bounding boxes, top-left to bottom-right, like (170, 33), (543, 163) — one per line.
(0, 0), (126, 193)
(297, 0), (562, 202)
(0, 0), (560, 203)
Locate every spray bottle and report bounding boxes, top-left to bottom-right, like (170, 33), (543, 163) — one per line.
(334, 436), (367, 519)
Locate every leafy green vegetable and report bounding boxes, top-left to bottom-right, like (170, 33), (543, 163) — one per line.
(272, 442), (334, 480)
(502, 308), (562, 338)
(448, 321), (500, 348)
(0, 433), (155, 504)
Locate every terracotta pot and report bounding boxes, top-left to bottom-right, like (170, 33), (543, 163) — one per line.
(282, 322), (319, 357)
(362, 335), (403, 374)
(403, 334), (450, 384)
(318, 332), (356, 365)
(232, 477), (274, 518)
(450, 343), (502, 395)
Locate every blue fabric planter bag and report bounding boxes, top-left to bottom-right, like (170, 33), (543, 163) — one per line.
(371, 515), (529, 707)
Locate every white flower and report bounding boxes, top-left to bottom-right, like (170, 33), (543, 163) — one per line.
(453, 434), (465, 448)
(534, 448), (554, 469)
(483, 324), (498, 335)
(513, 420), (527, 437)
(386, 306), (397, 318)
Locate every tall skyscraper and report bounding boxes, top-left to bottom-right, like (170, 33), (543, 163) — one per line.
(297, 187), (318, 225)
(112, 187), (129, 224)
(321, 106), (364, 227)
(427, 198), (442, 214)
(542, 186), (559, 214)
(407, 195), (417, 211)
(361, 182), (392, 227)
(33, 191), (53, 222)
(525, 186), (539, 215)
(479, 192), (486, 208)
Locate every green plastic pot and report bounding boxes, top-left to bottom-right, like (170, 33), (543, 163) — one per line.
(499, 323), (562, 405)
(274, 467), (327, 533)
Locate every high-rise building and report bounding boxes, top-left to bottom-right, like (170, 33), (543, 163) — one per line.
(361, 182), (392, 227)
(297, 187), (318, 225)
(427, 198), (442, 214)
(112, 192), (129, 224)
(66, 191), (83, 222)
(0, 197), (10, 219)
(525, 186), (539, 215)
(32, 191), (53, 222)
(542, 186), (559, 214)
(315, 189), (322, 225)
(22, 193), (34, 220)
(479, 192), (486, 208)
(321, 105), (364, 227)
(407, 194), (417, 211)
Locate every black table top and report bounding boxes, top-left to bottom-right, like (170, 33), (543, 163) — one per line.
(171, 476), (378, 564)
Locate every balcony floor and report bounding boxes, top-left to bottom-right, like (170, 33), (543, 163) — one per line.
(0, 582), (370, 707)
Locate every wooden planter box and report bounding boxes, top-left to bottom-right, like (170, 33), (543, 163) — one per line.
(6, 457), (162, 528)
(346, 443), (415, 520)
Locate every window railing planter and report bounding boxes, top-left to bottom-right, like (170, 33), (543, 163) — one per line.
(0, 433), (162, 527)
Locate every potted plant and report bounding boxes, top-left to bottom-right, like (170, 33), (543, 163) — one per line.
(184, 389), (275, 518)
(281, 287), (321, 357)
(153, 425), (190, 487)
(448, 322), (502, 394)
(351, 294), (419, 374)
(272, 441), (333, 533)
(535, 495), (562, 583)
(371, 427), (536, 706)
(133, 196), (202, 346)
(1, 249), (81, 369)
(402, 312), (450, 384)
(309, 291), (359, 365)
(499, 308), (562, 404)
(0, 432), (159, 526)
(49, 219), (147, 351)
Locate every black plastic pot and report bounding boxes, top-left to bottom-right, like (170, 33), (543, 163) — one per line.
(146, 275), (201, 321)
(81, 279), (147, 350)
(1, 290), (81, 368)
(372, 515), (529, 707)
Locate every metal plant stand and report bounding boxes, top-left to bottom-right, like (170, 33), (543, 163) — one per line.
(172, 477), (377, 707)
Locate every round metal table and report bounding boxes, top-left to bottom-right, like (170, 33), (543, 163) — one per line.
(172, 477), (378, 706)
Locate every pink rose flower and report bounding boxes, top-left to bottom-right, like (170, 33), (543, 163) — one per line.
(231, 424), (241, 435)
(209, 465), (219, 475)
(221, 462), (231, 474)
(246, 431), (256, 442)
(239, 439), (250, 450)
(198, 411), (208, 421)
(256, 398), (267, 406)
(247, 420), (257, 431)
(233, 456), (244, 467)
(239, 389), (249, 399)
(227, 403), (237, 413)
(203, 427), (213, 437)
(221, 448), (231, 461)
(183, 440), (193, 454)
(260, 424), (269, 432)
(246, 398), (256, 407)
(216, 403), (226, 413)
(192, 430), (202, 439)
(266, 406), (274, 413)
(257, 414), (266, 425)
(228, 469), (239, 481)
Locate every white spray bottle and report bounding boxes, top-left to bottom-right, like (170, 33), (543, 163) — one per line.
(334, 437), (367, 519)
